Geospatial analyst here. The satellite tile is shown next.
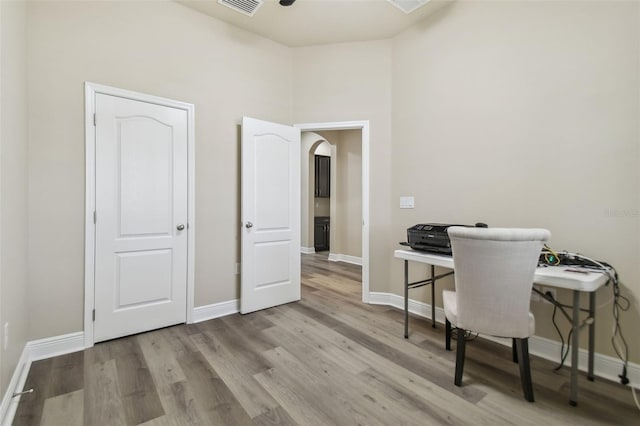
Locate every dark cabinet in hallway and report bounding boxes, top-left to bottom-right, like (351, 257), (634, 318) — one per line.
(314, 155), (330, 198)
(314, 216), (330, 252)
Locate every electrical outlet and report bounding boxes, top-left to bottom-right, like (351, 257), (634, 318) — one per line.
(4, 323), (9, 350)
(542, 287), (557, 304)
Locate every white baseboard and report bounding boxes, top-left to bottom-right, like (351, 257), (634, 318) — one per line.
(301, 246), (316, 254)
(193, 299), (239, 323)
(0, 331), (85, 426)
(328, 253), (362, 266)
(368, 291), (640, 386)
(0, 346), (30, 426)
(369, 291), (447, 324)
(27, 331), (85, 362)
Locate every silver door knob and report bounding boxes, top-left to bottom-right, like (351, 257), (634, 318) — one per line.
(177, 224), (185, 231)
(245, 221), (253, 229)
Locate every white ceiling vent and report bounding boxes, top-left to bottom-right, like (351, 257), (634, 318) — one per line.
(387, 0), (430, 14)
(218, 0), (264, 17)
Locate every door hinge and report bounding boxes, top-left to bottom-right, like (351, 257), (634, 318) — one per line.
(92, 309), (95, 321)
(93, 211), (96, 224)
(93, 113), (96, 126)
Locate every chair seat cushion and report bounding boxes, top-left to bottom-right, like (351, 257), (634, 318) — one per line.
(442, 290), (535, 337)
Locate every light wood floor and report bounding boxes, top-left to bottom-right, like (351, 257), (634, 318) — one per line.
(13, 253), (639, 425)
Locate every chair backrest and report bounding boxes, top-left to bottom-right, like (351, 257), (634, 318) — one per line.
(448, 227), (550, 338)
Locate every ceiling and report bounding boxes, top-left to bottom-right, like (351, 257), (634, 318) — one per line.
(178, 0), (450, 47)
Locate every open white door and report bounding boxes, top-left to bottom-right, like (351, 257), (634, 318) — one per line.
(241, 117), (301, 314)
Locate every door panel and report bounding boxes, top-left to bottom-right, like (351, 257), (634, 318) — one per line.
(94, 93), (188, 342)
(119, 118), (173, 236)
(254, 241), (291, 288)
(241, 117), (301, 314)
(116, 250), (173, 308)
(255, 137), (291, 229)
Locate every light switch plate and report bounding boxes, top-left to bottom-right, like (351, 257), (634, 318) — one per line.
(400, 196), (415, 209)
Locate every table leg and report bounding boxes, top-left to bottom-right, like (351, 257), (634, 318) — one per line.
(569, 290), (580, 406)
(404, 260), (409, 339)
(431, 265), (436, 328)
(588, 291), (596, 381)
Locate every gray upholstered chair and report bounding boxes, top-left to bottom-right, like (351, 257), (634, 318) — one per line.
(443, 226), (550, 402)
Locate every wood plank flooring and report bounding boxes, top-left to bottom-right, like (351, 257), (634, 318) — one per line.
(13, 253), (639, 425)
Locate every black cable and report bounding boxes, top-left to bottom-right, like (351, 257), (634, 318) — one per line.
(540, 287), (572, 371)
(610, 275), (630, 384)
(451, 328), (479, 342)
(550, 303), (565, 370)
(465, 331), (479, 341)
(557, 328), (573, 372)
(550, 301), (573, 372)
(543, 247), (630, 385)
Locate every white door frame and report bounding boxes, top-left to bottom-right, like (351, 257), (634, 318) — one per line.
(294, 121), (370, 303)
(83, 82), (195, 348)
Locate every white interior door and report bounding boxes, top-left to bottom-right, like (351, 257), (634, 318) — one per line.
(94, 93), (188, 342)
(241, 117), (301, 314)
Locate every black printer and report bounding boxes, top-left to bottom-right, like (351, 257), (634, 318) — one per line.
(401, 223), (487, 255)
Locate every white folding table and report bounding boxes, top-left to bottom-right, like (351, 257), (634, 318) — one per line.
(394, 248), (610, 406)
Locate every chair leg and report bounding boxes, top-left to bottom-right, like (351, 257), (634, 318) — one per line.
(512, 338), (518, 363)
(445, 319), (452, 351)
(454, 328), (466, 386)
(515, 338), (534, 402)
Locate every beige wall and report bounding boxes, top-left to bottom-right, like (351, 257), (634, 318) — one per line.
(313, 197), (331, 216)
(317, 130), (362, 258)
(301, 132), (322, 249)
(0, 0), (29, 394)
(293, 40), (393, 291)
(336, 130), (362, 258)
(391, 1), (639, 361)
(314, 198), (330, 218)
(26, 1), (292, 340)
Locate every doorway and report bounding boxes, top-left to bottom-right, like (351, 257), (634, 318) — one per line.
(296, 121), (370, 303)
